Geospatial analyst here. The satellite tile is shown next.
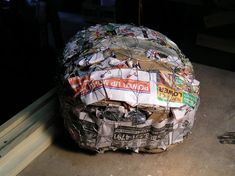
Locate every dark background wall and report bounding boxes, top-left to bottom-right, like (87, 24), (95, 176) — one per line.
(0, 0), (234, 124)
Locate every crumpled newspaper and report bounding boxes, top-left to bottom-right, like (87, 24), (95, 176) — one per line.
(58, 23), (200, 153)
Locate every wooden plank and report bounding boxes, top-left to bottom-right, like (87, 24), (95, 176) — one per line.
(0, 98), (56, 157)
(0, 88), (58, 176)
(0, 88), (56, 138)
(0, 126), (56, 176)
(196, 33), (235, 54)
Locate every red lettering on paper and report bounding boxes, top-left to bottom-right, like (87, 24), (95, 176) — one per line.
(68, 77), (151, 96)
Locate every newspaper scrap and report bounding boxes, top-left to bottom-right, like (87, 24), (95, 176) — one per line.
(59, 23), (200, 153)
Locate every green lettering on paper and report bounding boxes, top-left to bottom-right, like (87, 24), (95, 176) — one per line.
(182, 91), (198, 107)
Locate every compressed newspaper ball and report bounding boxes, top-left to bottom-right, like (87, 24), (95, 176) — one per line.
(59, 23), (200, 153)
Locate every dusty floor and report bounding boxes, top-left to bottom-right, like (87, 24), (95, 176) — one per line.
(18, 63), (235, 176)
